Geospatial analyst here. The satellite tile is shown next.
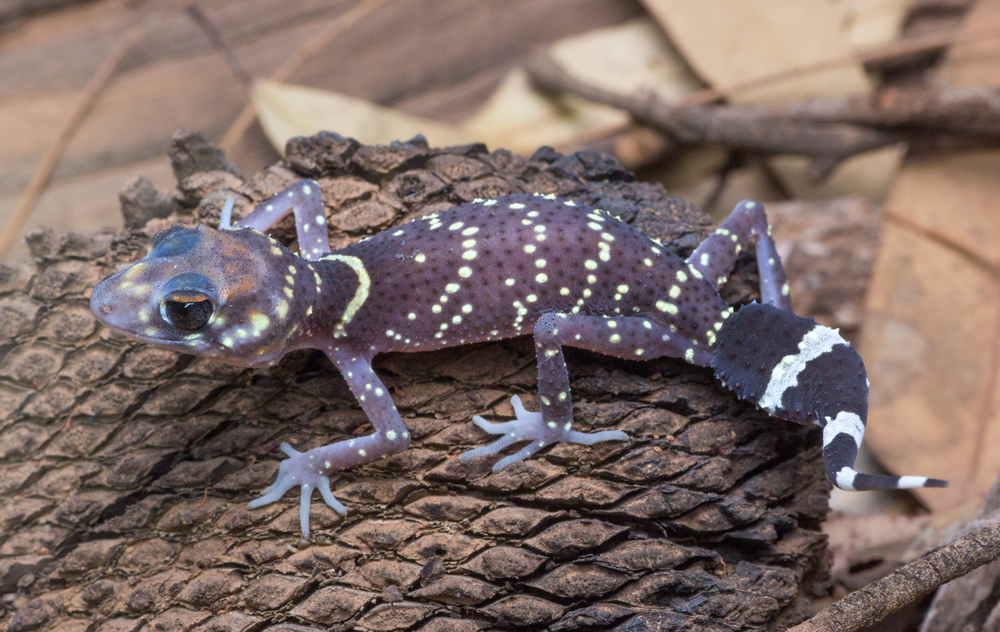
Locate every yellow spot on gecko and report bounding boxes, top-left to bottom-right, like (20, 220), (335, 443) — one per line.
(656, 300), (678, 314)
(250, 313), (270, 335)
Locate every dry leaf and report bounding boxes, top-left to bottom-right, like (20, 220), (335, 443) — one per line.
(254, 18), (702, 158)
(831, 0), (911, 51)
(460, 69), (627, 155)
(641, 0), (903, 202)
(252, 78), (469, 153)
(861, 0), (1000, 512)
(642, 0), (871, 101)
(547, 18), (703, 103)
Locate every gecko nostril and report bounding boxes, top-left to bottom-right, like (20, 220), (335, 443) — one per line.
(101, 304), (113, 314)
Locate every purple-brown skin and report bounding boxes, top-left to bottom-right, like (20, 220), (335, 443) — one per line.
(91, 180), (946, 538)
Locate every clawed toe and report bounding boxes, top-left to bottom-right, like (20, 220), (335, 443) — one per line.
(248, 442), (346, 539)
(460, 395), (628, 471)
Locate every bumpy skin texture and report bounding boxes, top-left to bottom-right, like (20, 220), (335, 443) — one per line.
(91, 180), (945, 537)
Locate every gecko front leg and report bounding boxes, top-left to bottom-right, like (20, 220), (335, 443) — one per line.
(228, 179), (331, 261)
(249, 346), (410, 538)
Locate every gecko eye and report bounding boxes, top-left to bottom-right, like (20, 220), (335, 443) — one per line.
(161, 291), (214, 331)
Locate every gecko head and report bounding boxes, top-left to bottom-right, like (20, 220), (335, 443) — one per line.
(91, 223), (305, 367)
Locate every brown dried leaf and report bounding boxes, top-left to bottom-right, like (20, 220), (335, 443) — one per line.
(252, 78), (468, 152)
(861, 0), (1000, 511)
(255, 19), (701, 157)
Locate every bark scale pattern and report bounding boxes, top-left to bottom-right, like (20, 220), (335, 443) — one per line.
(0, 134), (830, 632)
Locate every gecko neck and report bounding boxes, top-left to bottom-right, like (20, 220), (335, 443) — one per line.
(286, 254), (364, 351)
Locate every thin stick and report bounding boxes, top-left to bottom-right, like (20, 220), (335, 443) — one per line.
(185, 4), (253, 89)
(218, 0), (392, 151)
(787, 523), (1000, 632)
(527, 56), (896, 178)
(0, 21), (151, 259)
(677, 24), (1000, 107)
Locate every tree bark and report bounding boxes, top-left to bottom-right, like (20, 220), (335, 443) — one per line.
(0, 133), (832, 632)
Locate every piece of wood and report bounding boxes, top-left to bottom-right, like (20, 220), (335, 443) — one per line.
(920, 470), (1000, 631)
(527, 55), (899, 178)
(789, 522), (1000, 632)
(0, 136), (832, 631)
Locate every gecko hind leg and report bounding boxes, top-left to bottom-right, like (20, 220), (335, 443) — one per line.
(461, 312), (706, 473)
(462, 395), (627, 472)
(686, 199), (790, 310)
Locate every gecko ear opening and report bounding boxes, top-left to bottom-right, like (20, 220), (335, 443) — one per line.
(161, 291), (214, 331)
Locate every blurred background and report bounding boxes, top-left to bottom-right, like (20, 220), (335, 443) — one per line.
(3, 0), (1000, 619)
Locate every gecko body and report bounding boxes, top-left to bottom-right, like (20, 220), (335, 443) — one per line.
(91, 180), (946, 537)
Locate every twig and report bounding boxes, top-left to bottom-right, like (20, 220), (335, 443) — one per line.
(185, 4), (253, 89)
(779, 85), (1000, 136)
(526, 56), (897, 179)
(217, 0), (393, 151)
(677, 24), (1000, 107)
(0, 20), (151, 258)
(787, 523), (1000, 632)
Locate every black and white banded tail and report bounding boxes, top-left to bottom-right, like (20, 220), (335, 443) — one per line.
(711, 303), (947, 491)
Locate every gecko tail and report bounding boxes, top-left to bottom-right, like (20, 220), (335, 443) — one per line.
(833, 467), (949, 491)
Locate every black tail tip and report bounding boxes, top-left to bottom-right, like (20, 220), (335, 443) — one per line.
(924, 478), (949, 488)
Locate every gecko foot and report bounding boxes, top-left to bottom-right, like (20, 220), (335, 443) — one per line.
(460, 395), (629, 472)
(248, 442), (346, 539)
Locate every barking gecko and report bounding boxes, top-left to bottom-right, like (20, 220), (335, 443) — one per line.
(91, 179), (946, 537)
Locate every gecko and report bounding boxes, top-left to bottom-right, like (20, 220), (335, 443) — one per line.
(90, 179), (947, 537)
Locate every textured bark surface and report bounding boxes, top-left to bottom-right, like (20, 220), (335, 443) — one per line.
(0, 134), (832, 632)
